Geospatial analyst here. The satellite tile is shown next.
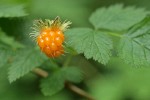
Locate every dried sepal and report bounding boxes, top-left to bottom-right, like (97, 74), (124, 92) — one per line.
(51, 16), (72, 31)
(60, 20), (72, 31)
(29, 16), (71, 41)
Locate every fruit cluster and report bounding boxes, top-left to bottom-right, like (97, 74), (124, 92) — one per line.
(30, 17), (71, 58)
(37, 28), (64, 57)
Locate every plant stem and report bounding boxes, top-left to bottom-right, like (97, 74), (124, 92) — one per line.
(66, 82), (95, 100)
(97, 28), (123, 38)
(32, 68), (95, 100)
(62, 55), (72, 67)
(32, 68), (48, 78)
(107, 32), (122, 38)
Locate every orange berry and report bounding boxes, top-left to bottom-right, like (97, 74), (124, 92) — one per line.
(53, 46), (64, 57)
(55, 37), (63, 46)
(56, 30), (64, 42)
(49, 31), (55, 37)
(30, 17), (71, 58)
(44, 46), (52, 55)
(37, 28), (64, 57)
(50, 42), (57, 51)
(37, 38), (44, 49)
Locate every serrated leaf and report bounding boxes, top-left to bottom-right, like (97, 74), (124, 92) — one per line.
(8, 48), (47, 83)
(0, 4), (28, 18)
(119, 16), (150, 67)
(0, 48), (12, 68)
(89, 4), (149, 31)
(0, 30), (23, 68)
(65, 28), (113, 64)
(0, 29), (24, 49)
(41, 72), (65, 96)
(40, 67), (83, 96)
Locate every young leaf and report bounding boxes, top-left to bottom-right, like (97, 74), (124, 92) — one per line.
(89, 4), (149, 31)
(0, 29), (24, 49)
(65, 28), (113, 64)
(8, 48), (47, 83)
(119, 16), (150, 67)
(0, 4), (28, 18)
(40, 67), (83, 96)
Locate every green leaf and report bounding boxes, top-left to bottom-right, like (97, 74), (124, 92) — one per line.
(0, 4), (28, 18)
(8, 48), (47, 83)
(0, 29), (24, 49)
(119, 16), (150, 67)
(65, 28), (113, 64)
(89, 4), (149, 31)
(62, 67), (83, 83)
(0, 48), (12, 68)
(0, 30), (23, 68)
(40, 67), (83, 96)
(40, 71), (65, 96)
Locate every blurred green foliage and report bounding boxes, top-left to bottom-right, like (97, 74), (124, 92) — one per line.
(88, 57), (150, 100)
(0, 0), (150, 100)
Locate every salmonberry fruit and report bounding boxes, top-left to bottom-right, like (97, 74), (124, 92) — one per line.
(30, 17), (71, 58)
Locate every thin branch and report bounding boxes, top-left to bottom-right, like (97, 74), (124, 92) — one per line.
(62, 55), (72, 67)
(32, 68), (48, 78)
(66, 82), (95, 100)
(32, 68), (95, 100)
(107, 31), (122, 38)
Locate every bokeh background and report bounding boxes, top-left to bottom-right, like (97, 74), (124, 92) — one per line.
(0, 0), (150, 100)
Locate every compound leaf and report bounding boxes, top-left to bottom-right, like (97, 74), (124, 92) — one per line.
(0, 4), (28, 18)
(0, 48), (13, 68)
(65, 28), (113, 64)
(119, 16), (150, 67)
(89, 4), (149, 31)
(0, 29), (24, 49)
(8, 48), (47, 83)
